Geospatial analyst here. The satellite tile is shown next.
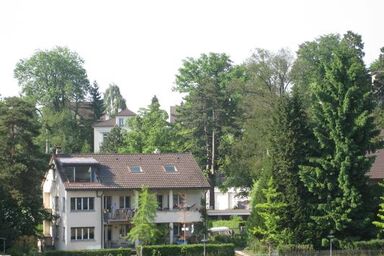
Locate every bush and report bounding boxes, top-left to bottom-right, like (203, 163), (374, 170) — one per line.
(139, 243), (234, 256)
(277, 244), (314, 255)
(44, 248), (132, 256)
(211, 234), (247, 248)
(340, 239), (384, 250)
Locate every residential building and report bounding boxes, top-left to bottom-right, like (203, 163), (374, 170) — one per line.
(42, 153), (210, 250)
(92, 109), (136, 153)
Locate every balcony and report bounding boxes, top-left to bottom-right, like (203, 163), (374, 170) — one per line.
(104, 208), (134, 224)
(155, 206), (201, 223)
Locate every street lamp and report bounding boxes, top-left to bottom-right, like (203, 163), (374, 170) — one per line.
(201, 234), (209, 256)
(327, 234), (335, 256)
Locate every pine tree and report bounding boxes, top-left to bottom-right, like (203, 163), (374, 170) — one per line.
(299, 32), (379, 241)
(373, 182), (384, 237)
(127, 187), (158, 245)
(0, 97), (46, 246)
(251, 177), (289, 256)
(89, 81), (104, 121)
(267, 93), (313, 244)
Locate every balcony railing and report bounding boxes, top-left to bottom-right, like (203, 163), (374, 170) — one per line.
(104, 208), (135, 223)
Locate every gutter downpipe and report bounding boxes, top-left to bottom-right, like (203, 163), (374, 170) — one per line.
(96, 190), (104, 248)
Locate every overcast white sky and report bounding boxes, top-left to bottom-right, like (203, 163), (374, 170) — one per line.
(0, 0), (383, 113)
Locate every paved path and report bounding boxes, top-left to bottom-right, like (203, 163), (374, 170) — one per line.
(235, 250), (251, 256)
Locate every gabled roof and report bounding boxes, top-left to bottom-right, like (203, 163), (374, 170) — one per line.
(92, 108), (136, 128)
(53, 153), (210, 190)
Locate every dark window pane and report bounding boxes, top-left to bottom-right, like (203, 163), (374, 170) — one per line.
(71, 198), (75, 211)
(119, 196), (124, 209)
(76, 228), (82, 240)
(89, 227), (94, 239)
(130, 166), (142, 173)
(125, 196), (130, 209)
(164, 164), (176, 172)
(76, 198), (82, 210)
(83, 197), (88, 210)
(71, 228), (76, 240)
(82, 228), (88, 239)
(64, 167), (75, 182)
(75, 166), (91, 182)
(89, 198), (94, 210)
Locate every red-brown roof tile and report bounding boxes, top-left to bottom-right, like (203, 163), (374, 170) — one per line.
(54, 153), (210, 190)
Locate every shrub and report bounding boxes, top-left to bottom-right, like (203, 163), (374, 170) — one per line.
(44, 248), (132, 256)
(139, 243), (234, 256)
(277, 244), (314, 255)
(340, 239), (384, 250)
(211, 234), (247, 248)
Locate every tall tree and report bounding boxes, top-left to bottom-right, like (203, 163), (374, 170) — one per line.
(89, 81), (105, 121)
(104, 83), (127, 117)
(266, 93), (313, 244)
(127, 187), (158, 245)
(174, 53), (243, 208)
(14, 47), (93, 153)
(14, 47), (90, 112)
(0, 97), (46, 247)
(121, 96), (175, 153)
(298, 32), (379, 241)
(221, 49), (294, 189)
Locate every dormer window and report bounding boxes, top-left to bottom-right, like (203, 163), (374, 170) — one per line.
(130, 166), (142, 173)
(164, 164), (177, 172)
(64, 166), (98, 182)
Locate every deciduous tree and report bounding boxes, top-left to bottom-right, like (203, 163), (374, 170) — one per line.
(104, 83), (126, 117)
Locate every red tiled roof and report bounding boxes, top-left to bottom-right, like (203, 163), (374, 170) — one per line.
(116, 108), (136, 117)
(54, 153), (210, 190)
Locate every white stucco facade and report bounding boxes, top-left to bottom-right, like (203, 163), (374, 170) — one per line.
(43, 173), (206, 250)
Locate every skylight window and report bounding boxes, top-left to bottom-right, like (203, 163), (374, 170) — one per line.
(164, 164), (177, 172)
(130, 166), (142, 173)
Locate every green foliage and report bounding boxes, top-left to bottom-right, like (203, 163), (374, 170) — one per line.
(277, 244), (314, 255)
(0, 97), (47, 247)
(174, 52), (244, 208)
(104, 83), (127, 117)
(373, 181), (384, 236)
(210, 234), (247, 248)
(211, 216), (244, 232)
(221, 48), (294, 189)
(121, 96), (175, 153)
(298, 31), (379, 241)
(139, 243), (235, 256)
(14, 46), (90, 112)
(100, 126), (125, 153)
(128, 187), (159, 245)
(250, 177), (289, 253)
(44, 248), (132, 256)
(7, 235), (38, 256)
(266, 93), (313, 244)
(340, 239), (384, 250)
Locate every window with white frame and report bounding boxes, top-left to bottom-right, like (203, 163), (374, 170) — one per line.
(70, 197), (95, 211)
(70, 227), (95, 241)
(119, 196), (131, 209)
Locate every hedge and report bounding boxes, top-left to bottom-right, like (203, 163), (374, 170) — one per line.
(340, 239), (384, 250)
(139, 243), (235, 256)
(44, 248), (132, 256)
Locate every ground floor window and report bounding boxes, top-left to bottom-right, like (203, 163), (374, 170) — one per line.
(70, 227), (95, 240)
